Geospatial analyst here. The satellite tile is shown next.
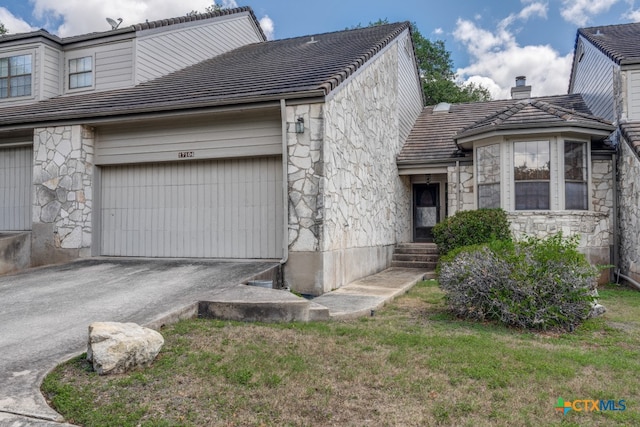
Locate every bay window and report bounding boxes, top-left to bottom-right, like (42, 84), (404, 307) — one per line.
(564, 141), (588, 210)
(514, 141), (550, 210)
(477, 144), (500, 208)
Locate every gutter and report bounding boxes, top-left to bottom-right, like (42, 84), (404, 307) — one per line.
(279, 99), (290, 270)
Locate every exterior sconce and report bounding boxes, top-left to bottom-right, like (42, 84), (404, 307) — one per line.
(295, 117), (305, 134)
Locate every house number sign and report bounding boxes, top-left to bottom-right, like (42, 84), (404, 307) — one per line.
(178, 151), (194, 158)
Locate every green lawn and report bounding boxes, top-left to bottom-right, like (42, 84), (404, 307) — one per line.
(42, 281), (640, 426)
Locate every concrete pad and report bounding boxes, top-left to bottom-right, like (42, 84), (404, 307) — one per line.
(0, 258), (277, 423)
(199, 285), (310, 322)
(313, 268), (430, 320)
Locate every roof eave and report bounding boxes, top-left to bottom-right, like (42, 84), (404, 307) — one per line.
(455, 123), (615, 147)
(0, 89), (327, 130)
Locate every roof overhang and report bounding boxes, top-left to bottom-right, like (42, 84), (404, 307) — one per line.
(455, 124), (614, 149)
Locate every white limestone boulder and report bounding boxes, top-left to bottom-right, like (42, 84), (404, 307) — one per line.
(87, 322), (164, 375)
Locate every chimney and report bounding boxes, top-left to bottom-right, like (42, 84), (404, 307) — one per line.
(511, 76), (531, 99)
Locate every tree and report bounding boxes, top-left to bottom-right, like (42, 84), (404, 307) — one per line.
(187, 2), (222, 16)
(411, 25), (490, 104)
(0, 22), (7, 35)
(363, 19), (490, 104)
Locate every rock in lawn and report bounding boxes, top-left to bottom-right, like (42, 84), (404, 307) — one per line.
(87, 322), (164, 375)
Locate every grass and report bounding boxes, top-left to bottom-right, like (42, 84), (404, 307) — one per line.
(42, 280), (640, 426)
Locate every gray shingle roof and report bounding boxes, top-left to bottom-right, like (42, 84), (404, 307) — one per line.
(398, 94), (613, 165)
(578, 23), (640, 65)
(0, 22), (410, 128)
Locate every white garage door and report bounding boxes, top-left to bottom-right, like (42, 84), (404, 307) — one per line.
(0, 145), (32, 231)
(100, 157), (283, 258)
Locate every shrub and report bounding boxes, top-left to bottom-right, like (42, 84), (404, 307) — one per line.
(438, 234), (599, 330)
(432, 209), (511, 255)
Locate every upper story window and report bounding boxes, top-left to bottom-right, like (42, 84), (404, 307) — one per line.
(477, 143), (501, 209)
(564, 141), (588, 210)
(69, 56), (93, 89)
(0, 54), (32, 98)
(514, 141), (550, 210)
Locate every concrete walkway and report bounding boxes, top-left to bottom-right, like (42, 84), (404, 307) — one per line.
(313, 267), (434, 319)
(0, 263), (432, 426)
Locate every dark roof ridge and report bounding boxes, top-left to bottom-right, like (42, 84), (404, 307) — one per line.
(0, 6), (263, 45)
(317, 22), (411, 94)
(131, 6), (266, 41)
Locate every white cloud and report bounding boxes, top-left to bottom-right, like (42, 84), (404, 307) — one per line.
(433, 27), (443, 35)
(259, 15), (275, 40)
(454, 4), (572, 100)
(0, 7), (37, 34)
(31, 0), (216, 36)
(216, 0), (239, 7)
(625, 8), (640, 21)
(560, 0), (620, 26)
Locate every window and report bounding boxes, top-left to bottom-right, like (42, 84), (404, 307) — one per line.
(514, 141), (550, 210)
(69, 56), (93, 89)
(477, 144), (501, 208)
(0, 54), (32, 98)
(565, 141), (588, 210)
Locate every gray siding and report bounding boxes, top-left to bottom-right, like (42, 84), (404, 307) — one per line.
(397, 31), (424, 143)
(95, 111), (281, 165)
(65, 40), (134, 92)
(41, 45), (61, 99)
(570, 36), (617, 121)
(627, 70), (640, 120)
(135, 15), (262, 84)
(0, 145), (32, 231)
(100, 156), (283, 258)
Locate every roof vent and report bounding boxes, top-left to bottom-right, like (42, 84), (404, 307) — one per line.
(594, 29), (603, 36)
(306, 36), (318, 44)
(511, 76), (531, 99)
(433, 102), (451, 114)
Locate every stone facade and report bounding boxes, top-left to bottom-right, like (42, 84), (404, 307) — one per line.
(618, 140), (640, 282)
(447, 164), (474, 216)
(31, 125), (94, 265)
(285, 41), (416, 295)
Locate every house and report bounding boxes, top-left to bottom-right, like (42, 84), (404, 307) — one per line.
(398, 80), (615, 283)
(569, 22), (640, 286)
(0, 7), (424, 295)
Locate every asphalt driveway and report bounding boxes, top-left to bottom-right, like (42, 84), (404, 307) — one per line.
(0, 258), (277, 426)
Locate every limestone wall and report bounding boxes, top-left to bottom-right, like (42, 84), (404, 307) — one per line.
(285, 37), (420, 294)
(31, 125), (94, 265)
(322, 44), (409, 251)
(618, 140), (640, 282)
(446, 164), (474, 216)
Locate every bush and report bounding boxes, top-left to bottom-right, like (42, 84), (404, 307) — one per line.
(438, 234), (599, 330)
(432, 209), (511, 255)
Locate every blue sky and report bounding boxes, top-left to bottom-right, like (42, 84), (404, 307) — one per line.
(1, 0), (639, 99)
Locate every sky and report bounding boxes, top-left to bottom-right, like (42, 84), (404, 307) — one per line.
(1, 0), (640, 100)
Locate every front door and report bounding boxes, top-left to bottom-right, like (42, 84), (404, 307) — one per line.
(413, 183), (439, 242)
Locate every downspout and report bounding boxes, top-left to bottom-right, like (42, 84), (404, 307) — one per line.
(611, 152), (618, 284)
(456, 160), (461, 213)
(279, 99), (290, 268)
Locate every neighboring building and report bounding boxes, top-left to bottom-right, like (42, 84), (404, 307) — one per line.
(398, 81), (615, 283)
(569, 23), (640, 284)
(0, 7), (423, 295)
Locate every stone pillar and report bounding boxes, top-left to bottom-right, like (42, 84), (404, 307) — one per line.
(31, 125), (94, 266)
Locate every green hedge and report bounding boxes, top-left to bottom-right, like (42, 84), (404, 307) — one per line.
(432, 208), (511, 255)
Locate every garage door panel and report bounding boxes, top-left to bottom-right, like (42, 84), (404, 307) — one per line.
(100, 157), (283, 259)
(0, 146), (32, 231)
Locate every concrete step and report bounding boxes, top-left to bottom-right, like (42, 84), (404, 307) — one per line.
(392, 253), (439, 262)
(390, 260), (438, 270)
(308, 301), (330, 321)
(394, 247), (440, 255)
